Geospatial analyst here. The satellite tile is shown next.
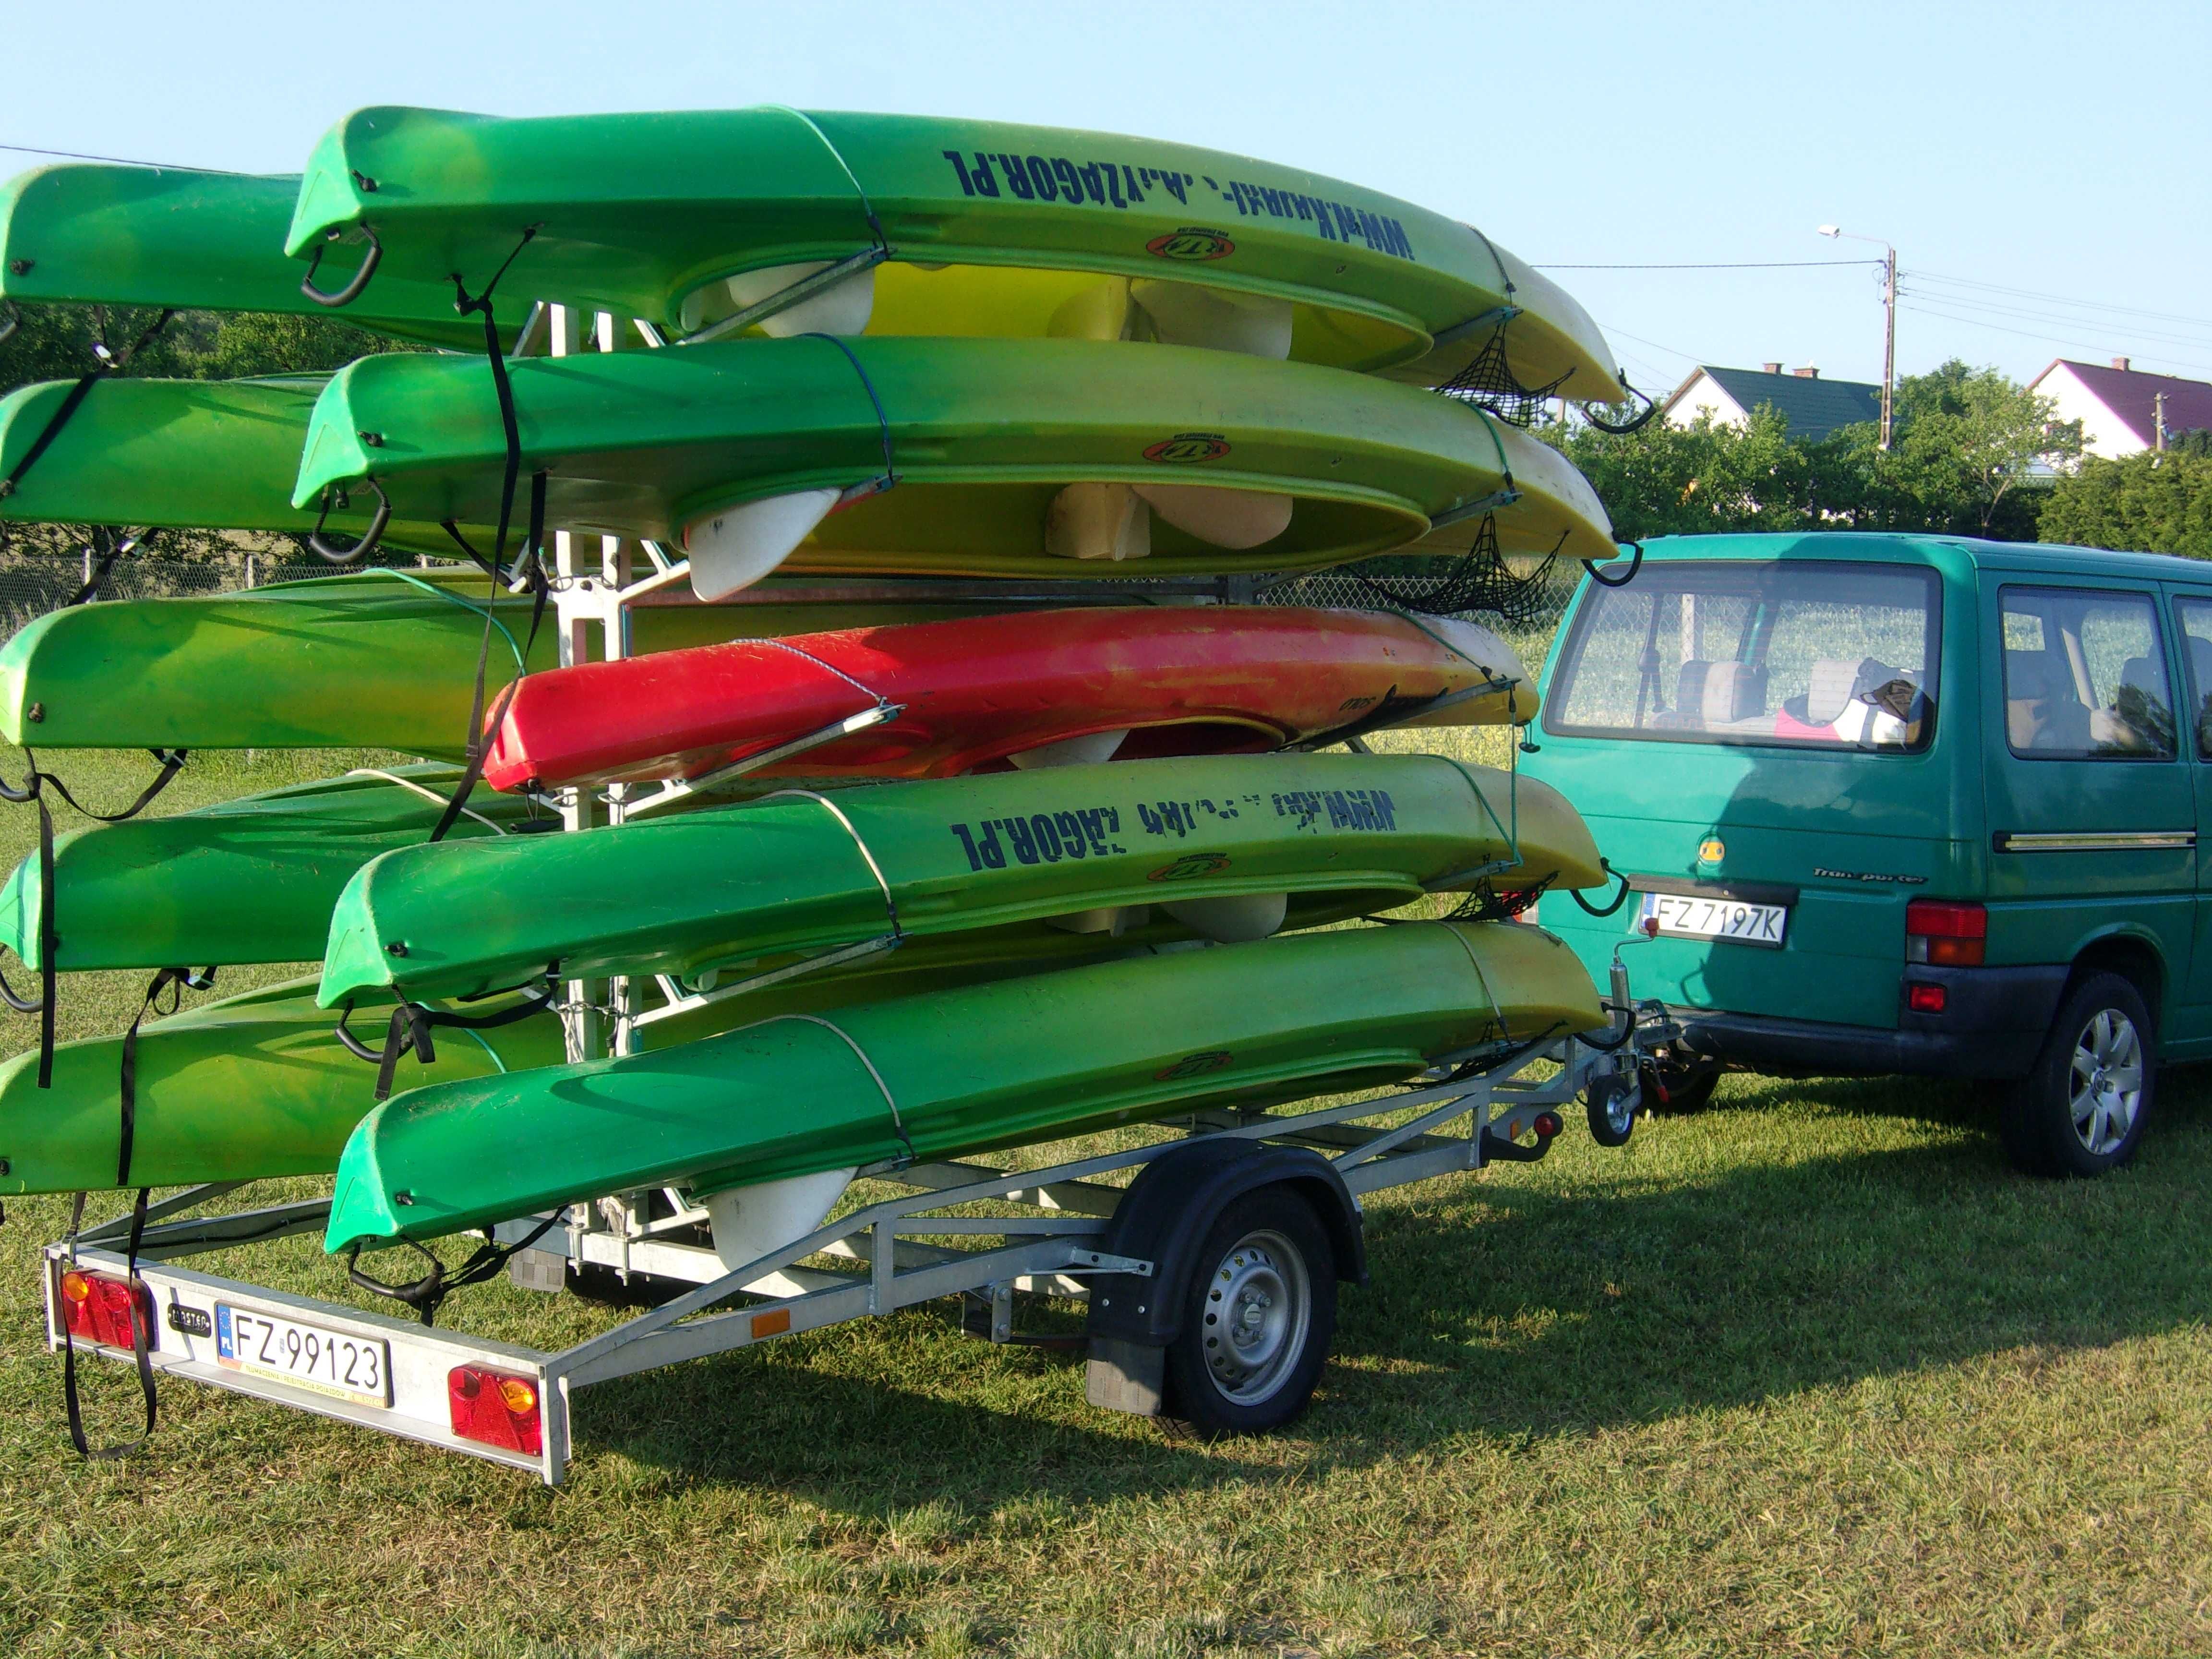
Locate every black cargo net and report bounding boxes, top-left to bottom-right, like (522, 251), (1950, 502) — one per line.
(1262, 513), (1571, 631)
(1439, 872), (1554, 924)
(1435, 318), (1570, 429)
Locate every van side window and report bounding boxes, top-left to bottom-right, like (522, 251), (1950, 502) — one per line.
(1999, 587), (2175, 759)
(2174, 598), (2212, 758)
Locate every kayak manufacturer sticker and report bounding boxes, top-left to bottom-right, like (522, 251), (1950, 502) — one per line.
(1137, 798), (1239, 838)
(1145, 227), (1236, 262)
(1272, 788), (1397, 833)
(1154, 1050), (1233, 1082)
(936, 149), (1418, 262)
(949, 807), (1126, 872)
(1147, 853), (1232, 882)
(1143, 433), (1231, 464)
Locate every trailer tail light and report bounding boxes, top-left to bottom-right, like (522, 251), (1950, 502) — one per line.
(57, 1267), (152, 1351)
(1906, 983), (1948, 1015)
(448, 1364), (542, 1455)
(1906, 900), (1986, 967)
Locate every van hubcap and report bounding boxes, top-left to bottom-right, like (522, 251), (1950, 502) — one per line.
(2069, 1009), (2143, 1156)
(1201, 1231), (1311, 1406)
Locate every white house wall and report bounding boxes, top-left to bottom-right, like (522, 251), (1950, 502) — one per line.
(2033, 362), (2145, 459)
(1662, 371), (1748, 431)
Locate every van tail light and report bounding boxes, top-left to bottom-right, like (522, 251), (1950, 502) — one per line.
(57, 1267), (152, 1351)
(448, 1364), (542, 1455)
(1906, 900), (1986, 967)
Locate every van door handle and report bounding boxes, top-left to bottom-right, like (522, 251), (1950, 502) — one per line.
(1994, 830), (2197, 852)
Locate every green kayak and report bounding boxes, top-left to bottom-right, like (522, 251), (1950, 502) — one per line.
(325, 919), (1605, 1251)
(0, 923), (1153, 1194)
(0, 373), (465, 551)
(293, 335), (1615, 584)
(0, 766), (538, 973)
(0, 163), (527, 350)
(287, 106), (1623, 399)
(0, 567), (1022, 753)
(319, 751), (1602, 1007)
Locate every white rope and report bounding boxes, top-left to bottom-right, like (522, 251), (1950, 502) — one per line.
(756, 789), (901, 937)
(744, 1012), (911, 1154)
(345, 769), (508, 836)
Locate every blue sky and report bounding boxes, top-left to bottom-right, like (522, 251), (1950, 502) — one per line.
(7, 0), (2206, 397)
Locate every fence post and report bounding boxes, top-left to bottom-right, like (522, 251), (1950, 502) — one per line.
(82, 548), (92, 590)
(246, 553), (256, 589)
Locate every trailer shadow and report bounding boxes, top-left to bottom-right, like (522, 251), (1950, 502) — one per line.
(570, 1066), (2212, 1512)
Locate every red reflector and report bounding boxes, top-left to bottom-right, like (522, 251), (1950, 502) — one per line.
(448, 1365), (542, 1455)
(1907, 983), (1948, 1014)
(1906, 900), (1986, 939)
(1532, 1111), (1562, 1140)
(57, 1267), (151, 1350)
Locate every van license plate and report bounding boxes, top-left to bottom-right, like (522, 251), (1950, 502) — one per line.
(1638, 892), (1788, 948)
(216, 1304), (390, 1407)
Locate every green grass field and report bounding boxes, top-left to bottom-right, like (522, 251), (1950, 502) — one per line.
(3, 741), (2211, 1658)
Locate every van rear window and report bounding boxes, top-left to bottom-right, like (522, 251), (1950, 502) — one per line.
(1543, 560), (1939, 752)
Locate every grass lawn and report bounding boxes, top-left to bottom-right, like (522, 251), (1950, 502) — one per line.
(1, 743), (2210, 1657)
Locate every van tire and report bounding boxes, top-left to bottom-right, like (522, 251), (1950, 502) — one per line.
(1999, 971), (2155, 1178)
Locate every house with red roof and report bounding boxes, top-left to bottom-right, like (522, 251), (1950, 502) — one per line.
(2028, 358), (2212, 458)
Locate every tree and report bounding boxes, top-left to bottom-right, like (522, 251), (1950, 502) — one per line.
(2040, 448), (2212, 557)
(1876, 359), (2082, 538)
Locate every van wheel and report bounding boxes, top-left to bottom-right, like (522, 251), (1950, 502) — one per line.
(1642, 1053), (1720, 1115)
(2000, 971), (2155, 1178)
(1163, 1188), (1336, 1438)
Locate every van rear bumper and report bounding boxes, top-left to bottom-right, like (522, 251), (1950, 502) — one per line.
(1671, 964), (2070, 1081)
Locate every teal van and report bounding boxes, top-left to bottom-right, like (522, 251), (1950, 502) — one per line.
(1525, 531), (2212, 1177)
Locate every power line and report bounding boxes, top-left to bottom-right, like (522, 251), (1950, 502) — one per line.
(1896, 301), (2212, 379)
(0, 140), (246, 174)
(1904, 267), (2212, 333)
(1534, 258), (1880, 271)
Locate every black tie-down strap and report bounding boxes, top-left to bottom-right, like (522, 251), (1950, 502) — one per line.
(334, 986), (555, 1102)
(0, 750), (189, 1087)
(0, 308), (175, 511)
(118, 966), (215, 1186)
(432, 470), (550, 846)
(342, 1209), (563, 1329)
(60, 1186), (157, 1460)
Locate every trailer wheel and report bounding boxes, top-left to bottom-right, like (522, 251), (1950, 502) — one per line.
(1586, 1072), (1638, 1147)
(1163, 1187), (1336, 1437)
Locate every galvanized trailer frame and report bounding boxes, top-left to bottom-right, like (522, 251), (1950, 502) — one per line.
(42, 300), (1653, 1481)
(46, 1029), (1640, 1484)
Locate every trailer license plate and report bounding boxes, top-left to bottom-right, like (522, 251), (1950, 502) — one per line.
(216, 1304), (390, 1407)
(1639, 891), (1788, 948)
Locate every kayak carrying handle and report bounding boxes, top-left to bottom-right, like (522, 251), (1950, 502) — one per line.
(1572, 861), (1635, 917)
(1584, 542), (1644, 589)
(301, 225), (382, 308)
(343, 1211), (562, 1327)
(1579, 380), (1660, 435)
(307, 478), (391, 565)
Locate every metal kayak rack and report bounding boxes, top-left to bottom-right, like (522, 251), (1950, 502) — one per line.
(45, 1005), (1671, 1485)
(43, 302), (1662, 1479)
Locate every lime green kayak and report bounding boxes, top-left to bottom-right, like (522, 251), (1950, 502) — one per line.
(0, 923), (1152, 1194)
(325, 919), (1605, 1251)
(0, 766), (538, 972)
(0, 567), (1023, 753)
(293, 335), (1615, 583)
(0, 374), (464, 551)
(319, 751), (1601, 1007)
(287, 107), (1622, 399)
(0, 163), (527, 350)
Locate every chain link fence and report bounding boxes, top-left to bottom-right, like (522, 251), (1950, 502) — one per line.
(0, 553), (469, 641)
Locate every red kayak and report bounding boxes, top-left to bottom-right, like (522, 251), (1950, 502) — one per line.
(482, 606), (1535, 792)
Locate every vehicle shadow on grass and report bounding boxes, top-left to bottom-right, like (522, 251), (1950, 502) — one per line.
(571, 1068), (2212, 1509)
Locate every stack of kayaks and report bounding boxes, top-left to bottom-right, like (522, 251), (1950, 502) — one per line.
(0, 108), (1624, 1276)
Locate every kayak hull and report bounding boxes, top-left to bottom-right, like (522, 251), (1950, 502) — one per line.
(483, 606), (1538, 792)
(319, 751), (1603, 1006)
(325, 920), (1605, 1250)
(285, 106), (1623, 399)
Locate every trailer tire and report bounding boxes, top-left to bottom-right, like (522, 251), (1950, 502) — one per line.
(1163, 1186), (1336, 1437)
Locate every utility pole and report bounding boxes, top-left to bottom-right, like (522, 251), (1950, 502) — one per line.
(1819, 225), (1897, 450)
(2156, 390), (2168, 452)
